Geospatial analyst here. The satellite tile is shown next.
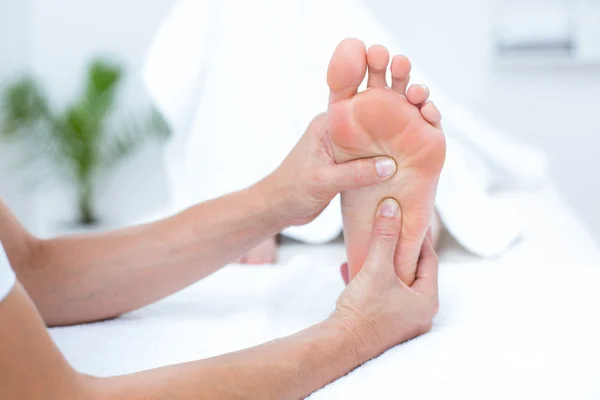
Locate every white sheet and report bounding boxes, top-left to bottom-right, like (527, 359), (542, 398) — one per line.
(50, 185), (600, 398)
(312, 263), (600, 399)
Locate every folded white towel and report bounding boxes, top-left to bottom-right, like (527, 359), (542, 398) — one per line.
(312, 265), (600, 399)
(142, 0), (548, 257)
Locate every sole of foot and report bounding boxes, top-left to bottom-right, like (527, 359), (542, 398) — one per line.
(327, 38), (446, 285)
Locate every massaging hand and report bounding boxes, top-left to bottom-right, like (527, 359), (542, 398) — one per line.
(264, 113), (396, 226)
(333, 198), (439, 354)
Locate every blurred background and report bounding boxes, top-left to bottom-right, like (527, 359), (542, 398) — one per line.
(1, 0), (599, 242)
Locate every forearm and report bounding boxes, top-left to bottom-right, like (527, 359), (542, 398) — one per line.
(16, 182), (288, 326)
(3, 284), (376, 400)
(96, 317), (370, 400)
(0, 284), (93, 400)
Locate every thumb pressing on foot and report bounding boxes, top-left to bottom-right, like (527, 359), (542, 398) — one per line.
(340, 198), (401, 284)
(362, 198), (401, 272)
(324, 157), (396, 195)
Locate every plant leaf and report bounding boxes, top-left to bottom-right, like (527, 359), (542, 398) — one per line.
(0, 77), (49, 137)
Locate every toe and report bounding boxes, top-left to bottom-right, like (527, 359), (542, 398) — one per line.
(391, 55), (412, 94)
(420, 101), (442, 129)
(367, 44), (390, 88)
(327, 38), (368, 104)
(406, 84), (430, 106)
(406, 84), (441, 128)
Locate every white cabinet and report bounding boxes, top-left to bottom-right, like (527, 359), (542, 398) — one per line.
(494, 0), (600, 65)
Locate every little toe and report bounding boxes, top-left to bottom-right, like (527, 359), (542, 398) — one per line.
(367, 44), (390, 88)
(327, 38), (368, 104)
(406, 84), (430, 106)
(391, 55), (412, 94)
(420, 101), (442, 129)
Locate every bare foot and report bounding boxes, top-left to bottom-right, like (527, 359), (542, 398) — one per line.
(327, 39), (445, 285)
(236, 237), (277, 265)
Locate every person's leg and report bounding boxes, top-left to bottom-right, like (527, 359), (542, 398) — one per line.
(236, 237), (278, 264)
(327, 39), (445, 284)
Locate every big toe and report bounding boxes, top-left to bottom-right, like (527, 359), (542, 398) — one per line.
(327, 38), (367, 104)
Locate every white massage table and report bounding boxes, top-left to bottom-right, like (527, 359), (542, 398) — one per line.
(50, 184), (600, 399)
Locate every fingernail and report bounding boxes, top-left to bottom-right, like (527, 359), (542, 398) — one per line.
(379, 198), (399, 217)
(375, 158), (396, 178)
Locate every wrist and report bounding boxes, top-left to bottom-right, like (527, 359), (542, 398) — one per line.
(250, 177), (292, 232)
(325, 314), (381, 367)
(253, 173), (296, 230)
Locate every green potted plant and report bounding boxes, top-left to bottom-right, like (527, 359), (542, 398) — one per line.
(0, 58), (170, 226)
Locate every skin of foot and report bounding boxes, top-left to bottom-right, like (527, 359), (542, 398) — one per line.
(327, 39), (446, 285)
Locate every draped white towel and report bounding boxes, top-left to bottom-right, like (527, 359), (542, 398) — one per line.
(142, 0), (547, 257)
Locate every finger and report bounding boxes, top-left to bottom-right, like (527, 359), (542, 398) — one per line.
(412, 234), (439, 296)
(340, 262), (350, 286)
(363, 198), (402, 272)
(406, 84), (430, 106)
(324, 156), (396, 194)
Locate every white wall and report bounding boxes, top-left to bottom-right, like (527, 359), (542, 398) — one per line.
(24, 0), (175, 232)
(3, 0), (600, 241)
(27, 0), (174, 108)
(0, 0), (32, 227)
(0, 0), (28, 79)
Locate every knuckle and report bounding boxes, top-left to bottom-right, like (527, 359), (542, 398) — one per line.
(373, 225), (399, 241)
(373, 219), (400, 241)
